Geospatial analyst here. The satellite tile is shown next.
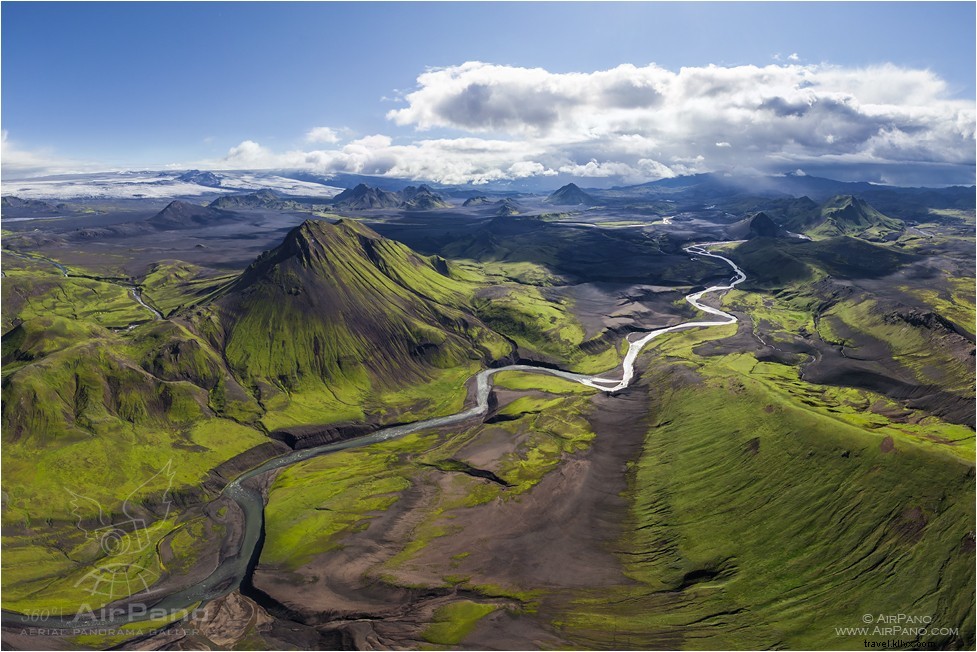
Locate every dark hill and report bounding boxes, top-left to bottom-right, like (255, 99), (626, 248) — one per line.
(726, 212), (789, 240)
(147, 200), (240, 230)
(209, 189), (295, 210)
(0, 196), (71, 216)
(495, 198), (521, 216)
(545, 183), (596, 206)
(202, 219), (507, 394)
(462, 196), (491, 207)
(331, 184), (402, 210)
(402, 185), (450, 210)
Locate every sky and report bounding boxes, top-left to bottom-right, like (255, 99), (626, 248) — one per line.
(2, 2), (975, 186)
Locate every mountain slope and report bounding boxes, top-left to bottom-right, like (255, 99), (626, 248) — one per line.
(725, 212), (789, 240)
(196, 219), (510, 428)
(402, 185), (450, 210)
(147, 200), (241, 229)
(331, 184), (402, 209)
(811, 195), (903, 238)
(545, 183), (596, 206)
(209, 189), (298, 210)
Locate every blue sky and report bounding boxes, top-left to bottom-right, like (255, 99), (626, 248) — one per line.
(2, 2), (975, 185)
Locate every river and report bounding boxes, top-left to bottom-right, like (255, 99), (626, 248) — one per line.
(1, 241), (746, 631)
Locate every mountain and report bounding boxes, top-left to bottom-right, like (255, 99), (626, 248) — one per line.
(331, 184), (402, 209)
(176, 169), (223, 187)
(810, 195), (903, 238)
(462, 196), (491, 207)
(545, 183), (596, 206)
(495, 198), (521, 216)
(402, 185), (451, 210)
(726, 211), (789, 240)
(147, 200), (240, 229)
(200, 219), (508, 401)
(0, 196), (69, 216)
(209, 189), (298, 210)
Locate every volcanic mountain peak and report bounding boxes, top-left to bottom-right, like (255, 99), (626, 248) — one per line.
(205, 218), (505, 396)
(495, 198), (522, 216)
(148, 200), (237, 229)
(403, 185), (450, 210)
(331, 183), (402, 209)
(814, 194), (903, 237)
(725, 210), (788, 240)
(546, 183), (596, 206)
(462, 196), (491, 207)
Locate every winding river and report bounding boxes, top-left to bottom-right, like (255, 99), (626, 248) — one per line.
(1, 242), (746, 631)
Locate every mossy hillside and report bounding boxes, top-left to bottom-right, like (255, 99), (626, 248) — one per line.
(2, 513), (184, 613)
(492, 369), (599, 395)
(733, 236), (915, 290)
(558, 364), (974, 650)
(138, 260), (237, 316)
(194, 220), (512, 428)
(421, 600), (500, 646)
(818, 298), (974, 396)
(808, 195), (904, 239)
(1, 260), (149, 330)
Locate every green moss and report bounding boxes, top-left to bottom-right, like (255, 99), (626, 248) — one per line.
(261, 433), (437, 569)
(493, 370), (597, 395)
(557, 363), (974, 649)
(421, 600), (500, 646)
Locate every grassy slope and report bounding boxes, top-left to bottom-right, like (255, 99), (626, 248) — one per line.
(1, 258), (270, 613)
(1, 225), (613, 614)
(561, 360), (974, 649)
(549, 232), (974, 648)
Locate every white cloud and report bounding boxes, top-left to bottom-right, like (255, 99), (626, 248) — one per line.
(305, 126), (342, 144)
(1, 131), (98, 178)
(195, 61), (973, 186)
(788, 53), (800, 62)
(383, 61), (974, 181)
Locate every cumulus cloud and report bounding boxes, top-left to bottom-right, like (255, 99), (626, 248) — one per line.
(206, 61), (973, 185)
(384, 61), (974, 182)
(305, 126), (342, 144)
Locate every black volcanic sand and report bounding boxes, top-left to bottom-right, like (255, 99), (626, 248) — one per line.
(238, 375), (654, 649)
(3, 207), (316, 275)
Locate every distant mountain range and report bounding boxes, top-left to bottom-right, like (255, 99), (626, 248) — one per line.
(330, 183), (450, 211)
(724, 194), (904, 241)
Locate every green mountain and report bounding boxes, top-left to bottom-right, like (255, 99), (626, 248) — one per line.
(193, 219), (510, 428)
(810, 195), (903, 238)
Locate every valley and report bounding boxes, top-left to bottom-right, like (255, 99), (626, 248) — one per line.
(1, 171), (974, 651)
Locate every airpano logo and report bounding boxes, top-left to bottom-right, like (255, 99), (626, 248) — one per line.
(833, 612), (960, 645)
(65, 460), (175, 601)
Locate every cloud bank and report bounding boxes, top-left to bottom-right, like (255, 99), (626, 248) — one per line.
(218, 61), (973, 185)
(14, 61), (971, 185)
